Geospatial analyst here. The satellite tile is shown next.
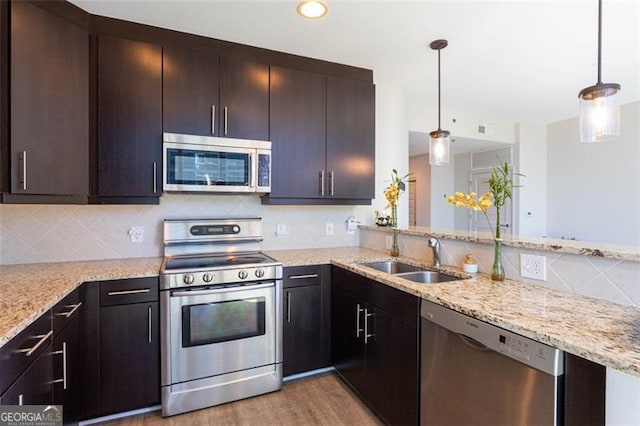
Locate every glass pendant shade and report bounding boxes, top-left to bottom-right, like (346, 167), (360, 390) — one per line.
(429, 129), (450, 166)
(579, 83), (621, 142)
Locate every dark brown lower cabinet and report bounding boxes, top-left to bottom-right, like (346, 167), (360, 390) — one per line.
(331, 266), (419, 425)
(0, 344), (53, 405)
(52, 314), (81, 425)
(100, 301), (160, 415)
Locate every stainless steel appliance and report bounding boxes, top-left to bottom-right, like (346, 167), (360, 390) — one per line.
(160, 218), (283, 417)
(163, 133), (271, 193)
(420, 300), (564, 425)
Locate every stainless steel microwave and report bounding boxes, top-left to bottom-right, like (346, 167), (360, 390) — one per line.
(163, 133), (271, 193)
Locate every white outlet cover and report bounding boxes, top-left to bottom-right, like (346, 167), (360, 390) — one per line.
(128, 226), (144, 243)
(325, 222), (334, 236)
(276, 224), (287, 238)
(520, 253), (547, 281)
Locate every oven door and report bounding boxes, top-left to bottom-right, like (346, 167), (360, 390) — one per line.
(163, 142), (255, 193)
(164, 282), (277, 384)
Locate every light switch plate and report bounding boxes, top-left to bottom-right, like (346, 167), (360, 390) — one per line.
(520, 253), (547, 281)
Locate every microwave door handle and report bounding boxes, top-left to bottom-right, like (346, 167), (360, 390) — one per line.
(171, 282), (274, 298)
(249, 152), (256, 189)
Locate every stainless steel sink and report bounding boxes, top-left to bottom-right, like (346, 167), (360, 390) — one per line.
(395, 270), (463, 284)
(360, 260), (424, 274)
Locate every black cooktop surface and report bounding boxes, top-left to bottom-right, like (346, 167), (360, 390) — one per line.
(163, 252), (276, 272)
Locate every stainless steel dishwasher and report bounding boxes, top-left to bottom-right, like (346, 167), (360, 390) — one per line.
(420, 300), (564, 425)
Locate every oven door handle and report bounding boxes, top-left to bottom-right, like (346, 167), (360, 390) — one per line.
(170, 282), (274, 298)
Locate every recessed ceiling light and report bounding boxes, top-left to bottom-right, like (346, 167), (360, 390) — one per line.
(297, 1), (328, 19)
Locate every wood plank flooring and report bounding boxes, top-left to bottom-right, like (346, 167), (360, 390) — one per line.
(101, 373), (382, 426)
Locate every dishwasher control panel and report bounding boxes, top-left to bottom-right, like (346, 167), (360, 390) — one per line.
(421, 299), (564, 376)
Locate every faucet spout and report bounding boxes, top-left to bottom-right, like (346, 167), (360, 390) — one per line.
(427, 237), (441, 267)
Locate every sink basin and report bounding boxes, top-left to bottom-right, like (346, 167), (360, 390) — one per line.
(395, 270), (463, 284)
(360, 260), (424, 274)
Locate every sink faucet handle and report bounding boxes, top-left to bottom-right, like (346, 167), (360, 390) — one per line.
(427, 237), (441, 267)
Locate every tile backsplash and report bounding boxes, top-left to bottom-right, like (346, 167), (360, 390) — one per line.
(360, 228), (640, 307)
(0, 194), (369, 265)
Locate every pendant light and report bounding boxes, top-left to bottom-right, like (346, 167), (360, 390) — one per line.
(429, 39), (450, 166)
(578, 0), (621, 143)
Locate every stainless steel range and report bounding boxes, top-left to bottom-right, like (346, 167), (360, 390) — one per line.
(159, 218), (283, 417)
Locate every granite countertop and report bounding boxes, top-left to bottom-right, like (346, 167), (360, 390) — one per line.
(0, 257), (162, 348)
(360, 225), (640, 262)
(2, 247), (639, 378)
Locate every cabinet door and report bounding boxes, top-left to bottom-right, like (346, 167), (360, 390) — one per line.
(52, 306), (82, 424)
(163, 47), (219, 136)
(366, 306), (418, 425)
(219, 57), (269, 141)
(269, 66), (326, 199)
(326, 76), (375, 199)
(0, 344), (53, 406)
(331, 285), (367, 395)
(10, 1), (88, 195)
(100, 302), (159, 415)
(97, 35), (162, 198)
(283, 285), (323, 376)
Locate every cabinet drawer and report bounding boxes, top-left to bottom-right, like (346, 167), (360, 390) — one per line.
(284, 265), (323, 288)
(52, 288), (82, 337)
(0, 313), (52, 396)
(100, 277), (158, 307)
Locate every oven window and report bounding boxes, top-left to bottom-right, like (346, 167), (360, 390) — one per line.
(166, 148), (250, 187)
(182, 298), (266, 347)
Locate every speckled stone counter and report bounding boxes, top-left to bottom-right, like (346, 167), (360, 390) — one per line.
(269, 247), (640, 377)
(0, 257), (162, 348)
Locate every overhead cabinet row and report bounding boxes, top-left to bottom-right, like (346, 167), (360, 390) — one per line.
(1, 1), (374, 205)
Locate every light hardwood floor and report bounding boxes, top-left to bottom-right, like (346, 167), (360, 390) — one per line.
(101, 373), (382, 426)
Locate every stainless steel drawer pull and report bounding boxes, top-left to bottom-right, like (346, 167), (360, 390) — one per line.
(329, 171), (334, 196)
(319, 171), (325, 196)
(356, 304), (364, 338)
(21, 151), (27, 191)
(107, 288), (150, 296)
(19, 330), (53, 357)
(288, 274), (319, 280)
(211, 105), (216, 134)
(56, 302), (83, 318)
(286, 292), (292, 323)
(224, 106), (228, 135)
(18, 394), (24, 406)
(148, 306), (152, 343)
(153, 162), (158, 194)
(364, 310), (375, 344)
(51, 342), (68, 389)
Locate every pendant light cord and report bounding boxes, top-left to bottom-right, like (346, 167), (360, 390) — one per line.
(597, 0), (602, 84)
(437, 48), (442, 131)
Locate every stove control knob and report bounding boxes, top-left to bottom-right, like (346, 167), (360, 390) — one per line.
(238, 270), (249, 280)
(255, 269), (265, 278)
(202, 273), (213, 283)
(183, 274), (195, 285)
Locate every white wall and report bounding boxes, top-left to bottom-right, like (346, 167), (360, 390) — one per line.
(547, 101), (640, 245)
(514, 122), (548, 237)
(429, 160), (455, 229)
(409, 154), (431, 227)
(453, 152), (471, 230)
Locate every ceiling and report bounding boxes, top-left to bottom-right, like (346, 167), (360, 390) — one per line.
(71, 0), (639, 154)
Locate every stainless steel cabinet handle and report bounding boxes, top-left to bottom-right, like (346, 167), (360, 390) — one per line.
(364, 309), (375, 344)
(171, 282), (274, 298)
(329, 171), (334, 196)
(356, 304), (365, 338)
(19, 330), (53, 357)
(286, 292), (291, 323)
(148, 306), (152, 343)
(288, 274), (318, 280)
(55, 302), (83, 318)
(20, 151), (27, 190)
(224, 106), (228, 136)
(319, 171), (325, 196)
(107, 288), (150, 296)
(50, 341), (67, 389)
(153, 162), (158, 194)
(211, 105), (216, 135)
(18, 394), (24, 406)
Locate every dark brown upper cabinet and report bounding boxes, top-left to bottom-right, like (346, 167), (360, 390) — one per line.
(269, 66), (326, 199)
(96, 34), (162, 202)
(163, 49), (269, 141)
(326, 76), (375, 200)
(8, 1), (89, 200)
(265, 70), (375, 204)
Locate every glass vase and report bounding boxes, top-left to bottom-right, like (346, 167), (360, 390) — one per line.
(390, 204), (399, 257)
(491, 238), (505, 281)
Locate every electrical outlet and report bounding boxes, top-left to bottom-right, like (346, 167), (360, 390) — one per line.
(520, 254), (547, 281)
(276, 224), (287, 238)
(325, 222), (334, 236)
(128, 226), (144, 243)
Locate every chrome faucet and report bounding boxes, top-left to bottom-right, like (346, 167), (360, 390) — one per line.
(428, 237), (441, 267)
